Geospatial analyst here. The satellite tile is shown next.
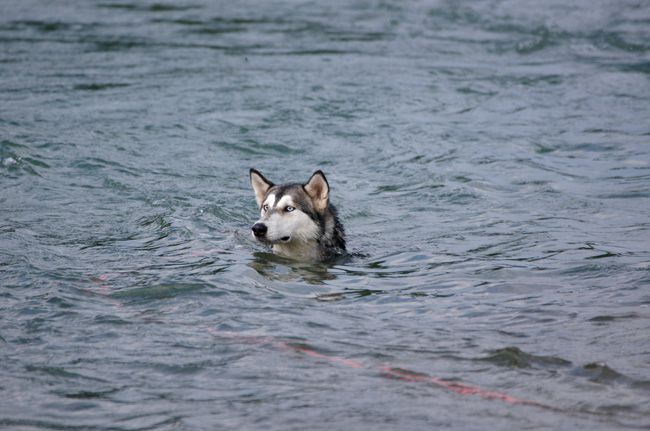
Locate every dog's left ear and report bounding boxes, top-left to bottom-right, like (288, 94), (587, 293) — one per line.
(304, 170), (329, 211)
(250, 168), (274, 207)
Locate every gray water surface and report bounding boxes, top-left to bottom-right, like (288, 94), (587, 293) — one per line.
(2, 0), (650, 429)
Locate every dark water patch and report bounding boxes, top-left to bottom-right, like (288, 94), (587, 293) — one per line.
(98, 3), (201, 12)
(275, 19), (393, 42)
(97, 2), (139, 9)
(3, 20), (102, 33)
(572, 362), (629, 385)
(137, 214), (172, 230)
(73, 82), (130, 91)
(258, 49), (362, 56)
(25, 365), (107, 383)
(1, 140), (25, 151)
(62, 388), (121, 399)
(1, 35), (79, 48)
(435, 187), (481, 205)
(485, 73), (565, 88)
(592, 31), (650, 53)
(588, 313), (640, 323)
(316, 288), (389, 301)
(456, 86), (498, 97)
(188, 26), (247, 35)
(79, 234), (139, 251)
(102, 177), (131, 192)
(619, 61), (650, 74)
(93, 314), (130, 325)
(371, 181), (444, 198)
(82, 37), (238, 53)
(427, 4), (481, 25)
(151, 17), (206, 26)
(212, 139), (304, 156)
(571, 142), (620, 152)
(90, 37), (151, 52)
(176, 16), (291, 34)
(21, 156), (50, 169)
(69, 157), (138, 176)
(583, 128), (624, 134)
(0, 418), (96, 430)
(211, 17), (287, 25)
(596, 190), (650, 199)
(326, 31), (388, 43)
(585, 251), (622, 260)
(517, 158), (588, 180)
(479, 347), (572, 369)
(76, 212), (178, 251)
(149, 360), (215, 375)
(110, 282), (208, 301)
(6, 20), (72, 33)
(333, 261), (421, 279)
(46, 295), (74, 309)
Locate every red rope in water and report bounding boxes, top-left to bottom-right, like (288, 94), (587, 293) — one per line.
(208, 329), (553, 409)
(92, 274), (553, 409)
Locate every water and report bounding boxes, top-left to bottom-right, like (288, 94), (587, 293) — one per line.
(2, 0), (650, 429)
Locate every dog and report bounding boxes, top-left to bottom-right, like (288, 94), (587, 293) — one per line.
(249, 168), (346, 261)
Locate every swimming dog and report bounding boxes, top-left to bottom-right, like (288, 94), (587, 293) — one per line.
(249, 169), (346, 261)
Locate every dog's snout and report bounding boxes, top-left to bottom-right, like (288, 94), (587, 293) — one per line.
(252, 223), (267, 237)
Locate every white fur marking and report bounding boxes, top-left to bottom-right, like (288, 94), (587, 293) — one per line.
(264, 193), (276, 209)
(275, 195), (294, 209)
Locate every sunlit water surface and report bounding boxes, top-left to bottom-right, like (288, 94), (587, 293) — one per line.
(1, 0), (650, 429)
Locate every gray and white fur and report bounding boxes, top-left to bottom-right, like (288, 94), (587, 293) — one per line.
(249, 169), (346, 261)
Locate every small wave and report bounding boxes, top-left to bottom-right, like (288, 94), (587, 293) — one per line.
(74, 83), (130, 91)
(110, 282), (208, 301)
(0, 140), (47, 177)
(479, 346), (572, 369)
(97, 3), (201, 12)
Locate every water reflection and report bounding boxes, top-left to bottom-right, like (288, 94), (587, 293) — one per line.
(248, 251), (337, 285)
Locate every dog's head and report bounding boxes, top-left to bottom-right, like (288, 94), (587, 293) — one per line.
(249, 169), (330, 246)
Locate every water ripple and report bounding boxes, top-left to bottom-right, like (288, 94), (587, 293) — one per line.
(1, 0), (649, 429)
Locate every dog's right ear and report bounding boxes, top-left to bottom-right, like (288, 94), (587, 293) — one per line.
(303, 170), (329, 212)
(250, 168), (274, 207)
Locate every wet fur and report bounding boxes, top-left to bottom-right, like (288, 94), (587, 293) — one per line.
(249, 169), (346, 261)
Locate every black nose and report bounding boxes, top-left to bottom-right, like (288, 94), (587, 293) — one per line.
(251, 223), (267, 237)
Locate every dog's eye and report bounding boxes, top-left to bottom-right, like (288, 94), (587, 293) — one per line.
(285, 206), (295, 212)
(262, 204), (269, 212)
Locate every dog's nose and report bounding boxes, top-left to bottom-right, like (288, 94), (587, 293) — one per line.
(251, 223), (267, 237)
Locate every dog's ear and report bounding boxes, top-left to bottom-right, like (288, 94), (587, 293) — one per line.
(304, 170), (329, 212)
(250, 168), (274, 207)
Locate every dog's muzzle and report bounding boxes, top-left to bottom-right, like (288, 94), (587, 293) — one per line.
(251, 223), (267, 238)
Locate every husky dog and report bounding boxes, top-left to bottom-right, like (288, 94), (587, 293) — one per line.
(249, 169), (346, 261)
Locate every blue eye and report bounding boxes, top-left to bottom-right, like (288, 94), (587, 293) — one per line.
(262, 204), (269, 212)
(285, 206), (295, 212)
